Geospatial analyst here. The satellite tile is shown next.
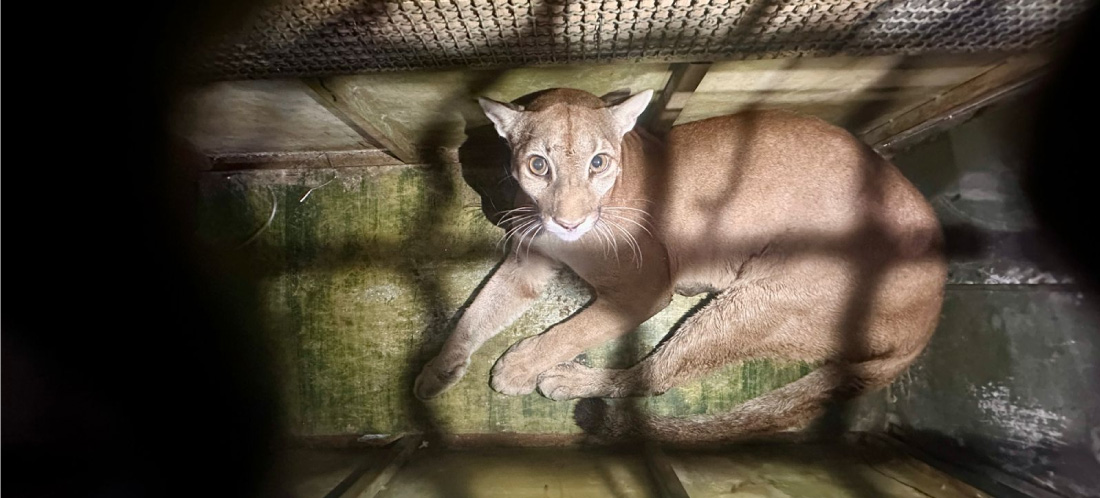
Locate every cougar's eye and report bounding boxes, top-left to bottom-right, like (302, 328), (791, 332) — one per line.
(528, 156), (549, 176)
(590, 154), (609, 173)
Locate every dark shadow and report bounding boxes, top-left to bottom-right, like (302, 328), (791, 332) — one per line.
(1022, 1), (1100, 294)
(4, 2), (287, 498)
(459, 124), (521, 226)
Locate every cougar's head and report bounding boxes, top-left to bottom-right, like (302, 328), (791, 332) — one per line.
(478, 88), (652, 242)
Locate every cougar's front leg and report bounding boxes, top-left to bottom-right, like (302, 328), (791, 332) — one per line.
(490, 288), (672, 396)
(414, 253), (557, 400)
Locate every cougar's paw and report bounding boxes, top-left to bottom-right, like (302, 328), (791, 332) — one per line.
(537, 362), (607, 401)
(489, 337), (545, 395)
(574, 398), (631, 441)
(414, 356), (469, 400)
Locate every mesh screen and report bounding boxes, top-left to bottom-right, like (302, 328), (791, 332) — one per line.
(192, 0), (1089, 79)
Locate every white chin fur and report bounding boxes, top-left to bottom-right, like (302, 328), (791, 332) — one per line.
(546, 217), (597, 242)
(552, 229), (588, 242)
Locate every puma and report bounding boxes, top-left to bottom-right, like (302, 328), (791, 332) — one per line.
(414, 88), (945, 442)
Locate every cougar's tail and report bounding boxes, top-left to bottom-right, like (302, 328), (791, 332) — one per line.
(574, 357), (912, 444)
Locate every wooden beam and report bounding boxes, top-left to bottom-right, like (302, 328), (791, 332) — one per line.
(860, 54), (1049, 155)
(872, 432), (1058, 498)
(303, 78), (421, 164)
(207, 149), (413, 172)
(643, 443), (691, 498)
(852, 434), (993, 498)
(322, 435), (422, 498)
(647, 62), (712, 134)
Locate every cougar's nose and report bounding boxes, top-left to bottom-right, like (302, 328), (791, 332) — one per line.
(554, 217), (584, 230)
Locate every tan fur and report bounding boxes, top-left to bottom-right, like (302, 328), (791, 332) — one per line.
(414, 88), (946, 442)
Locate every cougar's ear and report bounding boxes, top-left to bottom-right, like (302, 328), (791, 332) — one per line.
(478, 97), (524, 142)
(607, 89), (653, 137)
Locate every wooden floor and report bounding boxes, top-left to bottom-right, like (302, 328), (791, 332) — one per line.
(270, 436), (989, 498)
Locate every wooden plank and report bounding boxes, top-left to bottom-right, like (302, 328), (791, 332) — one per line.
(853, 434), (992, 498)
(873, 432), (1062, 498)
(304, 78), (421, 164)
(308, 64), (675, 150)
(208, 149), (411, 172)
(675, 55), (1005, 130)
(322, 435), (422, 498)
(860, 54), (1049, 154)
(180, 80), (385, 155)
(646, 62), (712, 134)
(643, 443), (692, 498)
(870, 77), (1039, 156)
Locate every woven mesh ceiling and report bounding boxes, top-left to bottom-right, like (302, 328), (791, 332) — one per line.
(194, 0), (1089, 79)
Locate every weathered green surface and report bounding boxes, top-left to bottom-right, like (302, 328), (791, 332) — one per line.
(198, 165), (813, 436)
